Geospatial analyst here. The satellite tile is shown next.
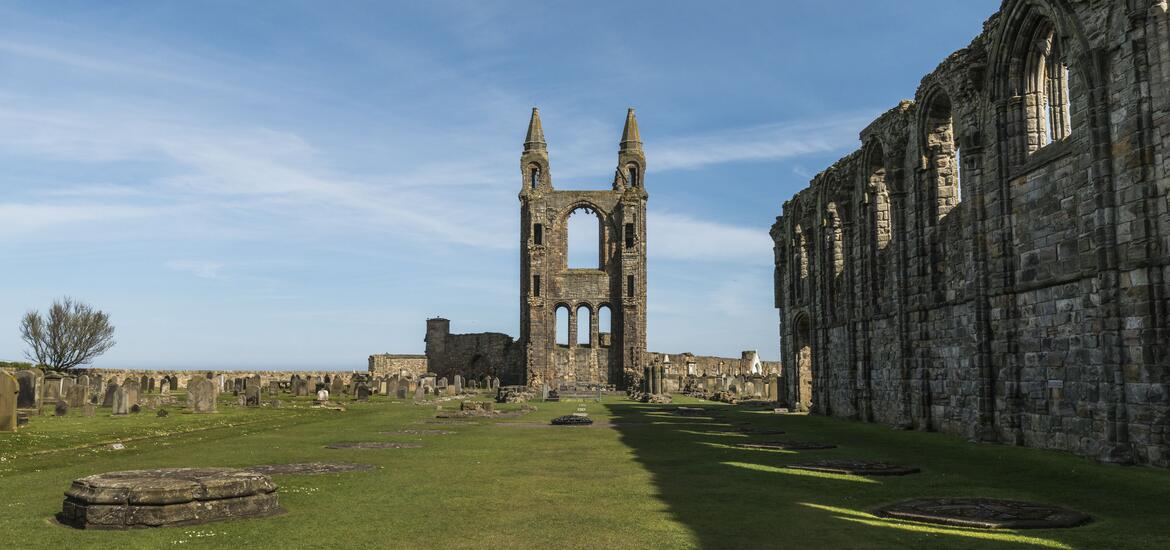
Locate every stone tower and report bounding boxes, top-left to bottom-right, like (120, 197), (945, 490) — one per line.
(519, 108), (648, 388)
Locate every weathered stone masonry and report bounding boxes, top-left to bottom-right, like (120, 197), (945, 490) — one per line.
(519, 108), (649, 387)
(772, 0), (1170, 466)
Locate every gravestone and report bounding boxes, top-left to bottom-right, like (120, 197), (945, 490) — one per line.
(55, 400), (69, 416)
(66, 384), (87, 409)
(82, 403), (96, 417)
(43, 373), (64, 408)
(15, 370), (39, 409)
(102, 383), (118, 408)
(112, 387), (130, 415)
(187, 378), (217, 413)
(388, 379), (400, 398)
(330, 377), (344, 397)
(355, 384), (371, 401)
(122, 379), (140, 408)
(0, 371), (19, 431)
(396, 386), (408, 399)
(453, 375), (463, 394)
(77, 375), (90, 394)
(169, 376), (179, 392)
(437, 378), (448, 389)
(245, 385), (261, 407)
(316, 389), (329, 403)
(413, 385), (425, 402)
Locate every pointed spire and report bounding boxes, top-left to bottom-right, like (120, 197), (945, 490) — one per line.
(620, 108), (641, 151)
(524, 107), (546, 151)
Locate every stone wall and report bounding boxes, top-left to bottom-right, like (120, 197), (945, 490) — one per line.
(772, 0), (1170, 467)
(424, 318), (525, 384)
(647, 351), (781, 378)
(367, 354), (428, 378)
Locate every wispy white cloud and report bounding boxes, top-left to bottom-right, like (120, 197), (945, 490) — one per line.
(648, 211), (773, 265)
(165, 260), (226, 280)
(648, 114), (872, 172)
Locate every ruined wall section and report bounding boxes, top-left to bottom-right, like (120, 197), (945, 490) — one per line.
(367, 355), (427, 378)
(773, 0), (1170, 466)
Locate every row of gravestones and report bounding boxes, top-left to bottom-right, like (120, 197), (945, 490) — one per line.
(0, 368), (510, 431)
(0, 370), (222, 431)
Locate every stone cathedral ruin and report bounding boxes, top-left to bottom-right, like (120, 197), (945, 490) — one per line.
(772, 0), (1170, 467)
(402, 108), (775, 390)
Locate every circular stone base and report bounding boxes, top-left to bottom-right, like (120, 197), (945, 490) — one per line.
(325, 442), (422, 450)
(245, 463), (375, 475)
(875, 498), (1091, 529)
(551, 415), (593, 426)
(738, 440), (837, 451)
(58, 468), (280, 530)
(787, 460), (919, 476)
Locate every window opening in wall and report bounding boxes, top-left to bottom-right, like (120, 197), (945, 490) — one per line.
(534, 223), (543, 245)
(530, 165), (541, 189)
(576, 305), (591, 347)
(533, 275), (541, 297)
(954, 145), (962, 202)
(555, 306), (569, 346)
(598, 305), (612, 347)
(624, 223), (634, 248)
(1027, 24), (1071, 152)
(627, 275), (634, 297)
(567, 207), (602, 268)
(628, 164), (639, 187)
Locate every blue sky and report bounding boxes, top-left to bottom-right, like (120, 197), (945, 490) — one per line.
(0, 0), (999, 369)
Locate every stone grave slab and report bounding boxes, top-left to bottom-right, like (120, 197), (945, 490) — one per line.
(874, 497), (1091, 529)
(551, 415), (593, 426)
(737, 440), (837, 451)
(325, 442), (422, 450)
(57, 468), (280, 529)
(245, 463), (374, 475)
(787, 460), (919, 476)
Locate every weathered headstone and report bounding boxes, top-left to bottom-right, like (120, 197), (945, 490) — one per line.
(112, 387), (130, 415)
(330, 376), (344, 397)
(413, 385), (425, 402)
(66, 384), (87, 409)
(316, 389), (329, 403)
(355, 384), (371, 401)
(0, 371), (19, 431)
(15, 370), (39, 409)
(102, 383), (118, 408)
(245, 385), (261, 407)
(122, 379), (140, 408)
(187, 378), (217, 413)
(396, 386), (408, 399)
(82, 403), (96, 417)
(55, 400), (69, 416)
(453, 375), (463, 394)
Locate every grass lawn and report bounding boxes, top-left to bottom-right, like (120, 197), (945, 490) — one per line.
(1, 393), (1167, 549)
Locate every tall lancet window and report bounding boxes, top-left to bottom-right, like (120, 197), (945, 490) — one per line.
(530, 165), (541, 189)
(628, 164), (639, 187)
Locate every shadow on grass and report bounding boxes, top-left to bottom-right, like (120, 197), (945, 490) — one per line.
(604, 401), (1076, 549)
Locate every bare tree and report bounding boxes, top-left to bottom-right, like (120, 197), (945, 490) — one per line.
(20, 297), (116, 372)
